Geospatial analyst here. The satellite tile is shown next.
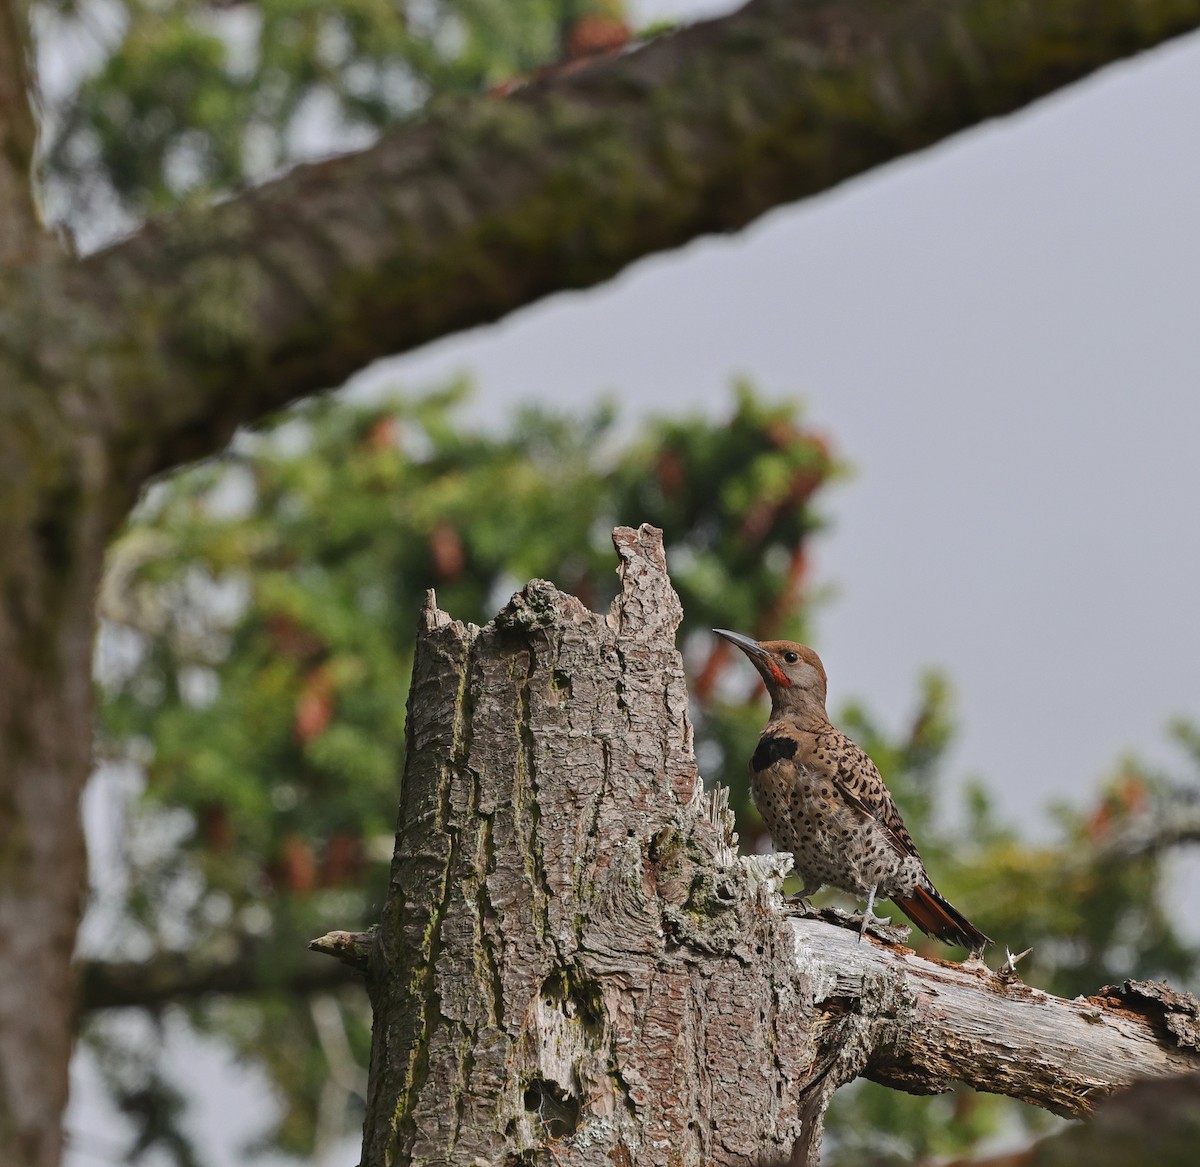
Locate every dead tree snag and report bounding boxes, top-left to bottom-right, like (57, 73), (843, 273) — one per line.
(345, 525), (1200, 1166)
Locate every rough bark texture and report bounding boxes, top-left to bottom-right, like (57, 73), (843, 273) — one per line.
(363, 524), (820, 1166)
(0, 149), (115, 1166)
(0, 471), (109, 1167)
(796, 923), (1200, 1115)
(0, 232), (123, 1164)
(0, 547), (101, 1167)
(358, 526), (1200, 1167)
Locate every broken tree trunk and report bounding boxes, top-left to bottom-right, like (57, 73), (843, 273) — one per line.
(348, 524), (1200, 1166)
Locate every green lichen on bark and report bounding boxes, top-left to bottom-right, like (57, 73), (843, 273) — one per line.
(168, 254), (271, 359)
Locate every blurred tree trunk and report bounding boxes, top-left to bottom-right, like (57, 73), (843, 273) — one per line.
(0, 0), (39, 264)
(354, 526), (1200, 1167)
(4, 0), (1200, 1163)
(0, 5), (117, 1164)
(0, 502), (106, 1167)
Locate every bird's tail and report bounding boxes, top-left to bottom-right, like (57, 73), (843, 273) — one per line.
(893, 884), (990, 952)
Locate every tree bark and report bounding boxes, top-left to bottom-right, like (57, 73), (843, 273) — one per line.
(356, 525), (1200, 1167)
(0, 510), (106, 1167)
(0, 0), (41, 264)
(0, 215), (118, 1163)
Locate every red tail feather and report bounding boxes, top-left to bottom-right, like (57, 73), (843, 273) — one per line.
(893, 885), (990, 951)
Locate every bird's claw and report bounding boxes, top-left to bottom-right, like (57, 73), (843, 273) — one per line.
(854, 912), (892, 940)
(857, 885), (884, 943)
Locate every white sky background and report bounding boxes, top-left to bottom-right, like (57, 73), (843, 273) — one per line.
(65, 3), (1200, 1164)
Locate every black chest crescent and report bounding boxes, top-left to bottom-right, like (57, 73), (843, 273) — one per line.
(751, 735), (798, 772)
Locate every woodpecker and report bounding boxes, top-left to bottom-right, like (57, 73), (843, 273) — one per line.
(714, 629), (989, 954)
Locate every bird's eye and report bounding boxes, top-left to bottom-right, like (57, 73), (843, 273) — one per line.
(783, 651), (799, 664)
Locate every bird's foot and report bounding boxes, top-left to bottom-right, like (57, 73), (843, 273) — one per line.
(853, 911), (892, 929)
(782, 881), (824, 915)
(802, 903), (909, 943)
(857, 885), (881, 943)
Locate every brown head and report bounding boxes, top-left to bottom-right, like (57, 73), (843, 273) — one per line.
(712, 629), (829, 721)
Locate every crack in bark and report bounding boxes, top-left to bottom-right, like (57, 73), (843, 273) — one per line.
(477, 813), (505, 1030)
(518, 637), (562, 966)
(403, 775), (456, 1155)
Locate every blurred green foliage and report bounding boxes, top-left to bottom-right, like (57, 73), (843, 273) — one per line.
(91, 380), (1200, 1165)
(92, 381), (839, 1159)
(99, 379), (833, 883)
(37, 0), (628, 233)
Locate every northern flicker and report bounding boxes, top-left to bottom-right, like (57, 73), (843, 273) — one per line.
(714, 629), (989, 953)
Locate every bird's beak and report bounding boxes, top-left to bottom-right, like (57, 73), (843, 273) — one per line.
(712, 628), (767, 658)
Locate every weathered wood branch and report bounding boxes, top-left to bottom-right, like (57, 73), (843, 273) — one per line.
(17, 0), (1196, 491)
(309, 930), (375, 974)
(358, 524), (1200, 1167)
(789, 916), (1200, 1116)
(79, 938), (366, 1012)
